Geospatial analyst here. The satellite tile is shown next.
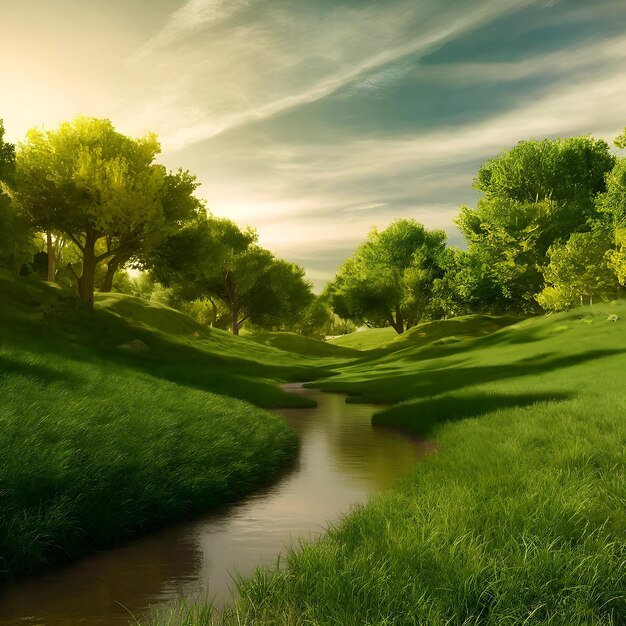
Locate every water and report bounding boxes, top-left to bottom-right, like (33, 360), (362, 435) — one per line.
(0, 385), (430, 625)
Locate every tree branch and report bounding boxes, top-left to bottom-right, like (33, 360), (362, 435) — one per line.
(66, 233), (85, 253)
(95, 240), (138, 263)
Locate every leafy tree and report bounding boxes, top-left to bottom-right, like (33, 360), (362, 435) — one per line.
(326, 219), (446, 334)
(475, 136), (615, 211)
(0, 120), (36, 272)
(148, 215), (313, 334)
(597, 143), (626, 284)
(536, 229), (619, 310)
(185, 297), (230, 329)
(458, 136), (616, 312)
(293, 296), (335, 338)
(8, 117), (165, 307)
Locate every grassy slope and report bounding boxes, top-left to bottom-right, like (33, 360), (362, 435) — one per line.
(246, 331), (361, 358)
(202, 305), (626, 625)
(327, 326), (396, 350)
(0, 273), (346, 579)
(328, 314), (520, 354)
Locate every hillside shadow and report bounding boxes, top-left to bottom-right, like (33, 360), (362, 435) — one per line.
(341, 348), (624, 404)
(0, 354), (75, 387)
(373, 391), (573, 438)
(1, 300), (340, 408)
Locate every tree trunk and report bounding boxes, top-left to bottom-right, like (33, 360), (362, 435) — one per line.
(100, 255), (122, 293)
(208, 297), (218, 327)
(78, 231), (97, 309)
(46, 231), (56, 282)
(390, 305), (405, 334)
(231, 309), (240, 335)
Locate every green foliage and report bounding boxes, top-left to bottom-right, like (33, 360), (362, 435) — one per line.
(184, 296), (230, 330)
(8, 117), (165, 306)
(537, 229), (620, 310)
(149, 215), (313, 334)
(596, 157), (626, 284)
(100, 168), (203, 292)
(456, 136), (616, 313)
(0, 120), (36, 272)
(429, 248), (498, 318)
(475, 135), (615, 209)
(614, 127), (626, 150)
(327, 219), (446, 334)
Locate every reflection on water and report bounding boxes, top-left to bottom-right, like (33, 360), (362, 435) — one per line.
(0, 386), (429, 625)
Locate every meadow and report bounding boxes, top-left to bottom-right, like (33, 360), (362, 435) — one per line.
(154, 305), (626, 625)
(1, 270), (625, 624)
(0, 271), (353, 578)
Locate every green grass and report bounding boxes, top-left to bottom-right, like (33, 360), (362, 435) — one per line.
(246, 331), (361, 358)
(155, 304), (626, 625)
(3, 269), (625, 623)
(327, 314), (520, 353)
(0, 272), (347, 578)
(327, 326), (396, 350)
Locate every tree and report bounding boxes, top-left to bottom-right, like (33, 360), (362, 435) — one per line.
(0, 120), (36, 273)
(458, 136), (616, 312)
(148, 215), (313, 334)
(536, 229), (619, 311)
(293, 296), (335, 338)
(326, 219), (446, 334)
(8, 117), (165, 307)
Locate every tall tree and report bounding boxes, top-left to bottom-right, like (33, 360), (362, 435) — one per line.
(8, 117), (165, 307)
(458, 136), (616, 312)
(326, 219), (446, 334)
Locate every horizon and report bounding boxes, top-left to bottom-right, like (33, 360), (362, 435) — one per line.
(3, 0), (626, 289)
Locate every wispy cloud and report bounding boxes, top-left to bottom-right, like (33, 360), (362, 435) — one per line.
(121, 0), (545, 149)
(131, 0), (253, 60)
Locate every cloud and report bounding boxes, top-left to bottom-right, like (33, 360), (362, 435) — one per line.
(121, 0), (546, 150)
(196, 54), (626, 282)
(131, 0), (253, 60)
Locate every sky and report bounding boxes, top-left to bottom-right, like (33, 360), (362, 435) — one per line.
(2, 0), (626, 290)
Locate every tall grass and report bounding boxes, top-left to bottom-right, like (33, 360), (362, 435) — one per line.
(0, 272), (336, 578)
(0, 343), (297, 578)
(153, 304), (626, 625)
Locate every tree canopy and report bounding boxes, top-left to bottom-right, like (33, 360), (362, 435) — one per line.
(8, 117), (165, 307)
(148, 215), (313, 334)
(326, 219), (446, 334)
(456, 136), (617, 312)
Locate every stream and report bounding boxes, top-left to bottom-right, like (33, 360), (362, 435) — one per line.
(0, 384), (430, 625)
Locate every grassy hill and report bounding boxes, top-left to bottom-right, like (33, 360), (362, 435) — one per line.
(196, 304), (626, 626)
(328, 314), (520, 353)
(3, 270), (625, 624)
(0, 272), (345, 579)
(246, 331), (361, 358)
(327, 326), (396, 350)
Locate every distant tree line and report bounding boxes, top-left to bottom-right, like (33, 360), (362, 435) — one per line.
(324, 132), (626, 333)
(2, 116), (625, 336)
